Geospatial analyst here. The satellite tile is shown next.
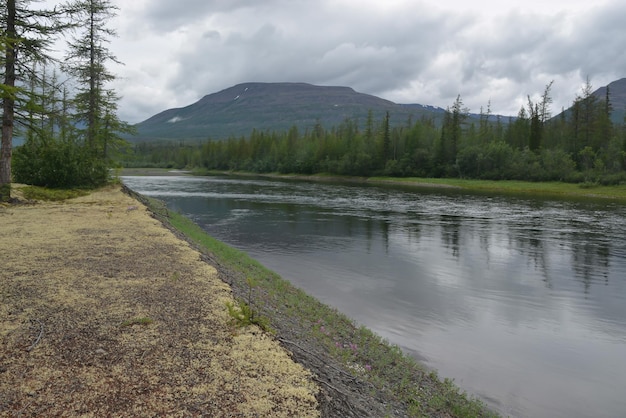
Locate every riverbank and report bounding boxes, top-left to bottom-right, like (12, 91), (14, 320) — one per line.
(121, 168), (626, 201)
(370, 176), (626, 200)
(1, 183), (496, 417)
(269, 173), (626, 200)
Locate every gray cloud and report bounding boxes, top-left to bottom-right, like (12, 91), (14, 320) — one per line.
(100, 0), (625, 123)
(162, 1), (453, 103)
(141, 0), (264, 31)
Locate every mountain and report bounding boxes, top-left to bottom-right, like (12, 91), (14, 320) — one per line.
(132, 79), (626, 143)
(132, 82), (449, 141)
(552, 78), (626, 125)
(591, 78), (626, 124)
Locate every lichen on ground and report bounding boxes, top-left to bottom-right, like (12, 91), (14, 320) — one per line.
(0, 185), (319, 417)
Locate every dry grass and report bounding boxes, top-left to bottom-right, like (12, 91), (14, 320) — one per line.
(0, 185), (318, 417)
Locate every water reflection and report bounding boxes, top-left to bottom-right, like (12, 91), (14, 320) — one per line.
(123, 175), (626, 418)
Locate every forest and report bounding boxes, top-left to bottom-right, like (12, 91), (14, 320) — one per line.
(4, 2), (625, 191)
(123, 81), (626, 185)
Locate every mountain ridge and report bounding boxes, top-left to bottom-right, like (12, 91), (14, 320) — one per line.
(592, 78), (626, 119)
(133, 82), (448, 141)
(132, 79), (626, 142)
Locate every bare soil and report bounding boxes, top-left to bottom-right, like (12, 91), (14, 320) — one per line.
(0, 185), (319, 417)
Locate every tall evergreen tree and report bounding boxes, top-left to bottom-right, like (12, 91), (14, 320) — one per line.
(446, 95), (466, 164)
(63, 0), (131, 159)
(506, 107), (529, 150)
(526, 81), (553, 152)
(598, 85), (613, 151)
(578, 77), (599, 151)
(478, 101), (492, 145)
(382, 111), (391, 163)
(1, 0), (67, 201)
(365, 109), (374, 145)
(528, 102), (541, 152)
(539, 80), (554, 123)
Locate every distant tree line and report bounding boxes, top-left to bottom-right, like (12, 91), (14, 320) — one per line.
(1, 0), (131, 200)
(124, 80), (626, 185)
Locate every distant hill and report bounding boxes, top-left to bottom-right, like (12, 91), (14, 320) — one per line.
(132, 82), (450, 142)
(591, 78), (626, 124)
(554, 78), (626, 124)
(131, 79), (625, 142)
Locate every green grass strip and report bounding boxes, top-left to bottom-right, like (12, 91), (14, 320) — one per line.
(198, 170), (626, 201)
(369, 176), (626, 200)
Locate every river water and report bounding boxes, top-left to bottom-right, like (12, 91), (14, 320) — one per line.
(122, 175), (626, 418)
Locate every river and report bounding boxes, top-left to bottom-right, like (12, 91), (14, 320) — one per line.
(122, 174), (626, 418)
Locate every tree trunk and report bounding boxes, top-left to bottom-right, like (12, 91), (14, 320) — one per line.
(1, 0), (17, 202)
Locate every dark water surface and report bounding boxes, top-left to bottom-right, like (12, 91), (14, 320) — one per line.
(122, 175), (626, 418)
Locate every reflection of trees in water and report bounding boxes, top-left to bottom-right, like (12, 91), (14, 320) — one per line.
(526, 227), (551, 288)
(508, 220), (552, 288)
(572, 237), (611, 294)
(512, 216), (613, 294)
(405, 220), (422, 246)
(281, 201), (302, 233)
(381, 218), (390, 254)
(365, 217), (373, 253)
(440, 215), (461, 259)
(477, 218), (492, 263)
(512, 201), (552, 288)
(360, 216), (391, 255)
(187, 177), (621, 297)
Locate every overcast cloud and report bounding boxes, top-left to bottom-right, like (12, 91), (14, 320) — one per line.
(53, 0), (625, 123)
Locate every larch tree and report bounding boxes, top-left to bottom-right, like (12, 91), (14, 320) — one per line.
(528, 101), (541, 152)
(525, 81), (553, 153)
(577, 77), (599, 151)
(0, 0), (66, 201)
(63, 0), (131, 161)
(381, 110), (390, 163)
(539, 80), (554, 124)
(447, 95), (467, 164)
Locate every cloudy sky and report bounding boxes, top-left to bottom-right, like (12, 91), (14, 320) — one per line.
(48, 0), (626, 123)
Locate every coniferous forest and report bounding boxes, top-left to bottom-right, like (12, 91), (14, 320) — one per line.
(124, 81), (626, 185)
(3, 1), (624, 190)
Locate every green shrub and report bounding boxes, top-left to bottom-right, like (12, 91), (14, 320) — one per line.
(13, 138), (109, 188)
(540, 148), (576, 181)
(598, 172), (626, 185)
